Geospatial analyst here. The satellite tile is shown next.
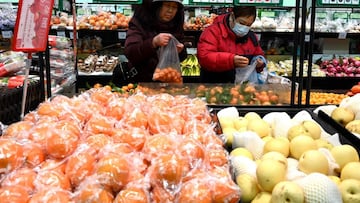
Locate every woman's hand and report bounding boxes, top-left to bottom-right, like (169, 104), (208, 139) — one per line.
(234, 55), (249, 68)
(152, 33), (172, 48)
(176, 43), (184, 53)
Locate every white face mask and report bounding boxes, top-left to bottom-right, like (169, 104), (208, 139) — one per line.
(232, 22), (250, 37)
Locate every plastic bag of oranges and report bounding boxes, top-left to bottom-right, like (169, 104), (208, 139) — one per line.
(153, 35), (183, 83)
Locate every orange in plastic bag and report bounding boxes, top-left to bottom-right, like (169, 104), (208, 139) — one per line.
(153, 35), (183, 83)
(0, 185), (29, 203)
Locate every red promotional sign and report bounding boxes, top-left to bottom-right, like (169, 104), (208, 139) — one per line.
(12, 0), (54, 52)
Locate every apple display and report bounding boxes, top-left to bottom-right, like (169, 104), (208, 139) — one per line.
(287, 124), (311, 141)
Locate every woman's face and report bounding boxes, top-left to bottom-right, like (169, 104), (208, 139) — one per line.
(158, 1), (178, 22)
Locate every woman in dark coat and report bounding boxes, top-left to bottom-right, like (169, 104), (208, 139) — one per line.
(114, 0), (187, 84)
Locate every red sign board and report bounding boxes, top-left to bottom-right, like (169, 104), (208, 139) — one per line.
(12, 0), (54, 52)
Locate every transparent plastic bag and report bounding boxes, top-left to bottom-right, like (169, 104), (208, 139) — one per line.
(152, 36), (183, 83)
(234, 61), (258, 84)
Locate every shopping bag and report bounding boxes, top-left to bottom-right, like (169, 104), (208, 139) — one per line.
(152, 36), (183, 83)
(234, 61), (258, 84)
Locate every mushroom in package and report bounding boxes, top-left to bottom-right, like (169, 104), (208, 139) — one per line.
(153, 36), (183, 83)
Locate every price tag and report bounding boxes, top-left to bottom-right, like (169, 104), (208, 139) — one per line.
(1, 30), (13, 39)
(304, 34), (310, 42)
(338, 32), (347, 39)
(118, 31), (126, 40)
(57, 31), (66, 37)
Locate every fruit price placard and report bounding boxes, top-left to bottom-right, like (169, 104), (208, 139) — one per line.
(317, 0), (360, 7)
(233, 0), (283, 6)
(12, 0), (54, 52)
(189, 0), (233, 6)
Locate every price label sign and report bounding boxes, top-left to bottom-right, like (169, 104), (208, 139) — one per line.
(12, 0), (55, 52)
(1, 30), (13, 39)
(317, 0), (360, 7)
(57, 31), (66, 37)
(338, 32), (347, 39)
(234, 0), (282, 6)
(118, 31), (127, 40)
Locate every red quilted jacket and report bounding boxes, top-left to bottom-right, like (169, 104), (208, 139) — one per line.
(197, 13), (265, 83)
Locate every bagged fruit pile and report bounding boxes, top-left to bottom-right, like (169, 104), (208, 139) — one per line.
(0, 87), (240, 203)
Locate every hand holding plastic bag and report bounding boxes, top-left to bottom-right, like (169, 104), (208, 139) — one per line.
(234, 60), (258, 84)
(152, 35), (183, 83)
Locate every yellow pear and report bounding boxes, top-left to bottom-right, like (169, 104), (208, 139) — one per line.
(331, 144), (359, 172)
(247, 119), (271, 138)
(302, 120), (322, 140)
(256, 159), (287, 192)
(298, 149), (329, 175)
(251, 192), (272, 203)
(315, 138), (334, 150)
(218, 116), (235, 129)
(263, 137), (290, 157)
(331, 107), (355, 126)
(261, 151), (288, 169)
(244, 112), (262, 121)
(222, 127), (237, 147)
(289, 135), (317, 160)
(236, 173), (260, 203)
(230, 147), (254, 160)
(341, 162), (360, 181)
(234, 116), (248, 131)
(338, 179), (360, 203)
(262, 135), (274, 143)
(271, 181), (305, 203)
(287, 124), (311, 141)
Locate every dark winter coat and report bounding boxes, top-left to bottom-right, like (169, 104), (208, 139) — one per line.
(123, 1), (187, 83)
(197, 13), (265, 83)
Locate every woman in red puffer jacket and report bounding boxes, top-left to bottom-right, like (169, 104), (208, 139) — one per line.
(197, 6), (266, 83)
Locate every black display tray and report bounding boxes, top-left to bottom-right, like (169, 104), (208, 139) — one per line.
(317, 110), (360, 154)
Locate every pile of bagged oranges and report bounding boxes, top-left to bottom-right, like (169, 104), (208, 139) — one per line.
(0, 87), (240, 203)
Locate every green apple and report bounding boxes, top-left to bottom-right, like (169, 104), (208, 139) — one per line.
(331, 107), (355, 126)
(271, 181), (305, 203)
(236, 173), (260, 203)
(338, 179), (360, 203)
